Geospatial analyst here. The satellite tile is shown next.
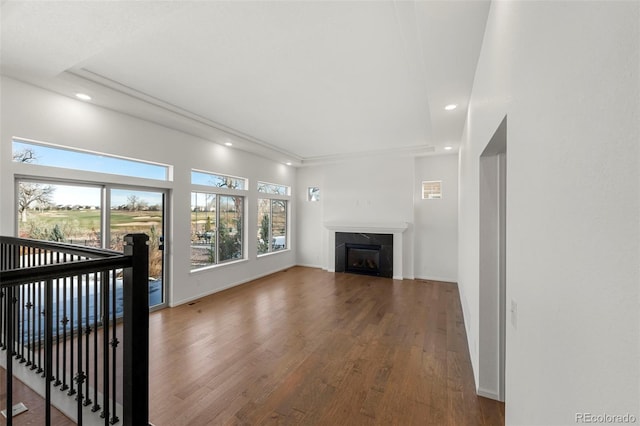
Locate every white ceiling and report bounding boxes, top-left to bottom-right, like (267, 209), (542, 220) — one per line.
(0, 0), (490, 165)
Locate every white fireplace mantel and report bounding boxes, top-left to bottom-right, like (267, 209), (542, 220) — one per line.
(324, 221), (408, 234)
(324, 221), (409, 280)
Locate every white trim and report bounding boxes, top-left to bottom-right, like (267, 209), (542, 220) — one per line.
(257, 180), (291, 196)
(414, 275), (457, 284)
(457, 278), (478, 389)
(301, 144), (436, 166)
(191, 168), (248, 191)
(295, 263), (323, 269)
(12, 136), (172, 181)
(257, 248), (291, 259)
(477, 386), (502, 401)
(13, 136), (172, 170)
(190, 184), (247, 196)
(12, 163), (174, 191)
(324, 221), (408, 233)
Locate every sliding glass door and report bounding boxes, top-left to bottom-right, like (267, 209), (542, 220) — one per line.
(109, 188), (166, 308)
(16, 180), (168, 309)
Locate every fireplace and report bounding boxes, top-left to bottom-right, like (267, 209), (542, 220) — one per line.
(324, 222), (408, 279)
(346, 244), (381, 275)
(335, 232), (393, 278)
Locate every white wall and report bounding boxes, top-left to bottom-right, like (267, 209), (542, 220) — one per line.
(413, 154), (458, 282)
(296, 156), (415, 277)
(295, 166), (325, 268)
(297, 154), (460, 281)
(459, 1), (639, 424)
(0, 77), (296, 306)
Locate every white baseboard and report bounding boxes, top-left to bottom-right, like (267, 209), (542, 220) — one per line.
(295, 263), (323, 269)
(414, 275), (457, 284)
(477, 386), (502, 401)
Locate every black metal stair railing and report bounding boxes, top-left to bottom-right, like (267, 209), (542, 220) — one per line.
(0, 234), (149, 426)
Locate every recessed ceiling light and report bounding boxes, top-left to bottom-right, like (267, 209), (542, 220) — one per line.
(444, 146), (453, 150)
(286, 162), (292, 166)
(444, 104), (457, 111)
(224, 142), (233, 147)
(75, 93), (91, 101)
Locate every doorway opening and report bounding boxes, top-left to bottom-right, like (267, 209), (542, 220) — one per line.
(478, 116), (507, 401)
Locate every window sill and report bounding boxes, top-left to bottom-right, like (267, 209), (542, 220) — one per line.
(190, 257), (248, 274)
(257, 248), (291, 259)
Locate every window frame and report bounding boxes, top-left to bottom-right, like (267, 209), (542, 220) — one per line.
(190, 169), (247, 271)
(191, 169), (248, 190)
(257, 180), (290, 196)
(12, 138), (172, 181)
(257, 198), (289, 256)
(190, 190), (246, 270)
(422, 180), (442, 199)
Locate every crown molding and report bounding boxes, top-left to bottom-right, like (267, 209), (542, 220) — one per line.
(59, 69), (304, 165)
(300, 144), (436, 167)
(3, 70), (455, 168)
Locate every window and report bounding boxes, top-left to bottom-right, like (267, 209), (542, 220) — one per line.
(17, 180), (102, 246)
(191, 170), (247, 190)
(307, 187), (320, 202)
(257, 181), (290, 195)
(12, 139), (171, 181)
(257, 198), (288, 254)
(191, 192), (244, 269)
(256, 181), (289, 254)
(422, 180), (442, 199)
(16, 180), (167, 309)
(190, 169), (247, 269)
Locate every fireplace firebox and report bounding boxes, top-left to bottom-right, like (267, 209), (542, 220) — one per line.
(346, 244), (381, 275)
(335, 232), (393, 278)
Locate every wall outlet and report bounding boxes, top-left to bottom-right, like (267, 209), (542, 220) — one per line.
(510, 299), (518, 329)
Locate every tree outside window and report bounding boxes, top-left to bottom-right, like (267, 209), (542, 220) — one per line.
(257, 198), (287, 255)
(191, 192), (243, 269)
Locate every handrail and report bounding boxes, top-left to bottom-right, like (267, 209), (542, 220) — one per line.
(0, 256), (132, 286)
(0, 233), (150, 426)
(0, 236), (122, 259)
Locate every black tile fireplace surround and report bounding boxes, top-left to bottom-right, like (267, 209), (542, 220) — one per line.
(335, 232), (393, 278)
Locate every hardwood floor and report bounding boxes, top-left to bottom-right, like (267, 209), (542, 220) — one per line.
(148, 267), (504, 425)
(0, 369), (73, 425)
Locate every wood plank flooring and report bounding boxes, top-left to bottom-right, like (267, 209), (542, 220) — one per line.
(0, 369), (73, 425)
(148, 267), (504, 425)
